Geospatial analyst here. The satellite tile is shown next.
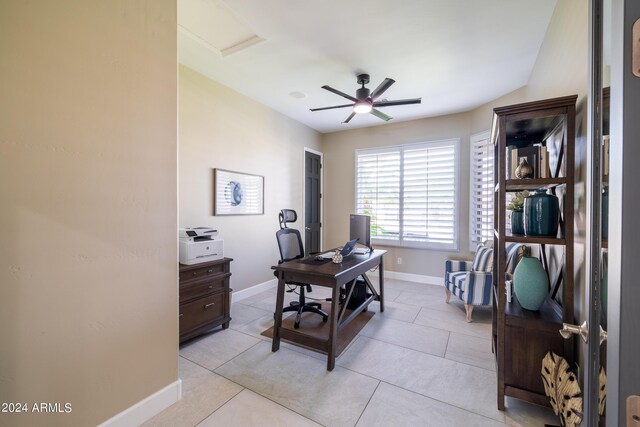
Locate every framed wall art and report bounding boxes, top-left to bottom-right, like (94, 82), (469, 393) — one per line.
(214, 168), (264, 215)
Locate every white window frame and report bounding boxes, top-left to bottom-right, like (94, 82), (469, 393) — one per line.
(469, 130), (494, 247)
(355, 139), (460, 251)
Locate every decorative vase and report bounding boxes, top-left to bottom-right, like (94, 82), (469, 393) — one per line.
(602, 186), (609, 240)
(524, 189), (560, 237)
(515, 158), (534, 179)
(513, 256), (549, 311)
(331, 250), (343, 264)
(510, 209), (525, 235)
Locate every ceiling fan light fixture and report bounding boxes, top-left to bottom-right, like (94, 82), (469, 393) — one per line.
(353, 101), (372, 114)
(310, 74), (420, 123)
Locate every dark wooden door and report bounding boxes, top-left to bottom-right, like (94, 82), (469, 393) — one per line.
(304, 151), (322, 255)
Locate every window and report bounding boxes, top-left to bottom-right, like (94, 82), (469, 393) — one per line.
(469, 131), (494, 246)
(355, 139), (459, 250)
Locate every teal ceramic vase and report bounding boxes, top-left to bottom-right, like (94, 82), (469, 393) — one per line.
(524, 189), (560, 237)
(510, 210), (525, 235)
(513, 256), (548, 311)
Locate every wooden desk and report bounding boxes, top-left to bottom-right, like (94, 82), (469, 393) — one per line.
(271, 249), (386, 370)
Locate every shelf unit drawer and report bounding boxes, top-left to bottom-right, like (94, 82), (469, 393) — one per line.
(179, 261), (229, 283)
(179, 275), (229, 304)
(179, 292), (226, 337)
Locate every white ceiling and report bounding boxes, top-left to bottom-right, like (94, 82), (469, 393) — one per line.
(178, 0), (558, 134)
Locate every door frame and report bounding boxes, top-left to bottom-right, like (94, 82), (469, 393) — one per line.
(584, 1), (605, 424)
(607, 0), (640, 425)
(303, 147), (323, 252)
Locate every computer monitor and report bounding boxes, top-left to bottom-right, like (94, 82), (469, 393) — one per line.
(350, 214), (371, 251)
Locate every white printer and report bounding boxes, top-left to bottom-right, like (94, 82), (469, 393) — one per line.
(179, 227), (224, 265)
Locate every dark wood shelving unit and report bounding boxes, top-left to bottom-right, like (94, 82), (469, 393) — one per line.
(504, 177), (567, 190)
(504, 235), (566, 245)
(491, 95), (577, 410)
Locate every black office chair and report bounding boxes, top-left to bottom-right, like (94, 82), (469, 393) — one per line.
(276, 209), (328, 329)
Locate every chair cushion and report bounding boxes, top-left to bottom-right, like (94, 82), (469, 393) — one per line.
(472, 246), (494, 272)
(448, 271), (467, 291)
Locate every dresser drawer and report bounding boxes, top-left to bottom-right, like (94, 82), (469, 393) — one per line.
(179, 261), (228, 283)
(179, 292), (226, 337)
(180, 275), (228, 303)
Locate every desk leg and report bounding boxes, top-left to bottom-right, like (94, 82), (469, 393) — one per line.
(379, 256), (385, 312)
(327, 284), (339, 371)
(272, 273), (286, 352)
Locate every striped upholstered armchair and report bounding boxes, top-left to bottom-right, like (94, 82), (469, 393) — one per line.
(444, 241), (526, 322)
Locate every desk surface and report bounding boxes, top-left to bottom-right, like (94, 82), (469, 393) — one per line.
(272, 249), (386, 286)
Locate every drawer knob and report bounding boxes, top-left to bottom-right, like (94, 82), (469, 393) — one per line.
(204, 302), (216, 309)
(208, 285), (213, 289)
(208, 269), (213, 273)
(179, 313), (184, 318)
(192, 272), (197, 276)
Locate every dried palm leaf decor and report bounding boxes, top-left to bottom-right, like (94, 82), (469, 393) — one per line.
(541, 352), (583, 427)
(598, 366), (606, 416)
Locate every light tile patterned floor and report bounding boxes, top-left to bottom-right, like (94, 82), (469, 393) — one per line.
(145, 278), (560, 427)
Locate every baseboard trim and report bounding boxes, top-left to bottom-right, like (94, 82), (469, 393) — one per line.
(231, 278), (277, 303)
(384, 270), (443, 286)
(97, 379), (182, 427)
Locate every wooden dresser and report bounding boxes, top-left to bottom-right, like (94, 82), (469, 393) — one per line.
(179, 258), (232, 343)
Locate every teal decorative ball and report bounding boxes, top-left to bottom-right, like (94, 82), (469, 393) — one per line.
(513, 256), (548, 311)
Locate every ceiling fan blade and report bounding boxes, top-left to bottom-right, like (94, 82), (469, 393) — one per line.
(373, 98), (422, 108)
(370, 78), (395, 101)
(310, 103), (354, 112)
(370, 108), (392, 122)
(322, 85), (358, 102)
(343, 112), (356, 123)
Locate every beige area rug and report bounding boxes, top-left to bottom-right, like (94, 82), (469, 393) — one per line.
(261, 301), (374, 356)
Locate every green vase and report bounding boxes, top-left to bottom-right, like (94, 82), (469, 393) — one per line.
(510, 210), (525, 235)
(524, 189), (560, 237)
(513, 256), (548, 311)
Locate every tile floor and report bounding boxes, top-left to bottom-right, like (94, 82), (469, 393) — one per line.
(145, 278), (560, 427)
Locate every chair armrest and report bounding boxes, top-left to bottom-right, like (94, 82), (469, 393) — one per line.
(461, 271), (493, 305)
(466, 270), (492, 282)
(445, 259), (472, 274)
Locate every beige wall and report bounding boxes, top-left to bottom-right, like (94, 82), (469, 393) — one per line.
(0, 1), (177, 426)
(179, 66), (322, 292)
(525, 0), (589, 104)
(470, 0), (588, 135)
(322, 113), (472, 277)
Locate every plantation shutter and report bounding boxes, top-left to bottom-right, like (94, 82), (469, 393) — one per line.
(355, 148), (401, 241)
(402, 143), (456, 245)
(356, 139), (458, 250)
(470, 131), (494, 246)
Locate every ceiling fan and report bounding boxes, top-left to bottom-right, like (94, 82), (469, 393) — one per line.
(310, 73), (421, 123)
